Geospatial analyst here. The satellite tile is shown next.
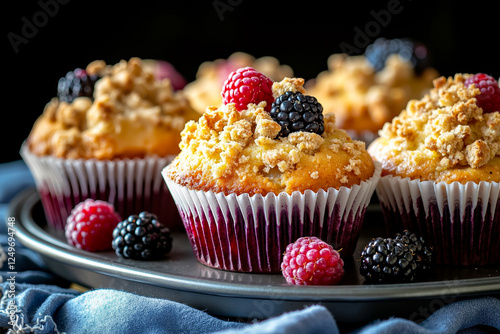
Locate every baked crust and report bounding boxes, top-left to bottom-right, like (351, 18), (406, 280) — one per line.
(368, 74), (500, 183)
(164, 78), (375, 196)
(27, 58), (198, 159)
(307, 54), (438, 134)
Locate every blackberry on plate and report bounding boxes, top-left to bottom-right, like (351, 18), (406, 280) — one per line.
(365, 37), (430, 74)
(359, 237), (418, 283)
(270, 91), (324, 138)
(394, 230), (433, 272)
(58, 68), (101, 103)
(112, 211), (173, 260)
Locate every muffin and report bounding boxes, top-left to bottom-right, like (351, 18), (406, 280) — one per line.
(142, 59), (187, 91)
(183, 51), (293, 114)
(368, 73), (500, 266)
(307, 38), (438, 143)
(162, 68), (381, 273)
(21, 57), (199, 231)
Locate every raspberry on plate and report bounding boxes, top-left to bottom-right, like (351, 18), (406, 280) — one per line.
(221, 67), (274, 112)
(281, 236), (344, 285)
(65, 199), (122, 252)
(465, 73), (500, 113)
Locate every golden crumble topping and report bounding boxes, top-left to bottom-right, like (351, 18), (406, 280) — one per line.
(27, 57), (198, 159)
(307, 53), (438, 134)
(368, 74), (500, 183)
(164, 78), (375, 195)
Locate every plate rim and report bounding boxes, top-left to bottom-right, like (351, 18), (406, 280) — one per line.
(10, 188), (500, 302)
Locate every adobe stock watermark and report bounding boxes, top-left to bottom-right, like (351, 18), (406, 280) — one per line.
(7, 0), (71, 54)
(407, 278), (462, 324)
(339, 0), (412, 55)
(213, 0), (244, 21)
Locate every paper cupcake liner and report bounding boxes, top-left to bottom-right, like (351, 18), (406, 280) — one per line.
(20, 143), (182, 231)
(376, 175), (500, 266)
(162, 162), (381, 273)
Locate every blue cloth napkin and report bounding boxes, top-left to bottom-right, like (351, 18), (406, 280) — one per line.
(1, 160), (500, 334)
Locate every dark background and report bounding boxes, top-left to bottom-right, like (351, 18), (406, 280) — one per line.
(3, 0), (498, 164)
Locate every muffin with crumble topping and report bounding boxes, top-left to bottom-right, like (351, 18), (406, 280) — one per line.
(21, 57), (198, 230)
(368, 73), (500, 266)
(307, 38), (438, 143)
(162, 68), (381, 273)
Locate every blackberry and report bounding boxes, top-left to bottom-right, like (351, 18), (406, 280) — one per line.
(270, 91), (324, 138)
(112, 211), (172, 260)
(57, 68), (100, 103)
(359, 237), (418, 283)
(394, 230), (433, 272)
(365, 38), (431, 74)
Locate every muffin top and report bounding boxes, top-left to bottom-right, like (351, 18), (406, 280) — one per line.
(368, 74), (500, 183)
(164, 76), (375, 196)
(183, 52), (293, 114)
(27, 57), (198, 160)
(307, 53), (438, 134)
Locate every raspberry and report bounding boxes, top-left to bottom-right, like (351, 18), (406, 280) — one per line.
(58, 68), (101, 103)
(281, 236), (344, 285)
(465, 73), (500, 113)
(148, 59), (187, 91)
(270, 91), (324, 137)
(112, 212), (172, 260)
(221, 67), (274, 112)
(359, 237), (419, 284)
(65, 199), (122, 252)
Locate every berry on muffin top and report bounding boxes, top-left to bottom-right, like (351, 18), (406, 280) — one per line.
(164, 69), (375, 195)
(27, 58), (198, 159)
(368, 73), (500, 183)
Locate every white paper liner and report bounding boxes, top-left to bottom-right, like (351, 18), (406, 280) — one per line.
(162, 162), (381, 272)
(376, 175), (500, 265)
(20, 143), (181, 231)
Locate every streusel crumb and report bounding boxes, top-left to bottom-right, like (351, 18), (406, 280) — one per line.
(307, 53), (438, 134)
(368, 73), (500, 183)
(28, 57), (198, 159)
(165, 78), (375, 195)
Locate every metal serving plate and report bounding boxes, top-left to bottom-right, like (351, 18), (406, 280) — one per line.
(10, 188), (500, 325)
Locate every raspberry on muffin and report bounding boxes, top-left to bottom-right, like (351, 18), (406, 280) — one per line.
(183, 52), (294, 114)
(464, 73), (500, 113)
(163, 70), (381, 272)
(222, 66), (274, 112)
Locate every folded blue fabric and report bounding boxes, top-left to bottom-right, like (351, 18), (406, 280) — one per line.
(352, 297), (500, 334)
(1, 282), (499, 334)
(1, 160), (500, 334)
